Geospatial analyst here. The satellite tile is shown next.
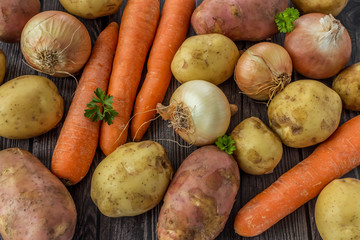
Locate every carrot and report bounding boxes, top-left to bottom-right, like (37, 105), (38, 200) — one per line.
(99, 0), (160, 156)
(234, 114), (360, 237)
(51, 22), (119, 186)
(130, 0), (195, 141)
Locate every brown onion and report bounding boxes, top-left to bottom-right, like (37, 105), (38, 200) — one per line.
(21, 11), (91, 77)
(234, 42), (292, 101)
(284, 13), (351, 79)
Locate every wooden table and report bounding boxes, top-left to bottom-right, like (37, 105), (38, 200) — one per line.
(0, 0), (359, 239)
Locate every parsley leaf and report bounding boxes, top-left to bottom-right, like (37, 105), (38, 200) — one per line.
(275, 7), (300, 33)
(84, 88), (119, 125)
(215, 135), (236, 155)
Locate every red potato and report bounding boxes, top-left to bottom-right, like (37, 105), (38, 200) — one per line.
(157, 145), (240, 240)
(0, 148), (77, 240)
(0, 0), (40, 43)
(191, 0), (288, 41)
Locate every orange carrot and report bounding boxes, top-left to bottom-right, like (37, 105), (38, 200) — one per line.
(51, 22), (119, 185)
(99, 0), (160, 156)
(130, 0), (195, 141)
(234, 114), (360, 237)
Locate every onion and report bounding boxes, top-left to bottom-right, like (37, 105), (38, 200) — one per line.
(284, 13), (351, 79)
(157, 80), (233, 146)
(21, 11), (92, 77)
(234, 42), (292, 101)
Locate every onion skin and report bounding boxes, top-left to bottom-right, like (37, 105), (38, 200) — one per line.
(157, 80), (231, 146)
(21, 11), (91, 77)
(234, 42), (292, 101)
(284, 13), (351, 79)
(0, 0), (40, 43)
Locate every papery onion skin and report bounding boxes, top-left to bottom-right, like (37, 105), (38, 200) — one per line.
(234, 42), (293, 101)
(284, 13), (351, 80)
(157, 80), (231, 146)
(20, 11), (91, 77)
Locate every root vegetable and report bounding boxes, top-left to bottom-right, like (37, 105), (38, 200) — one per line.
(0, 148), (77, 240)
(268, 80), (342, 148)
(291, 0), (349, 16)
(0, 49), (5, 84)
(332, 62), (360, 111)
(0, 0), (40, 43)
(230, 117), (283, 175)
(191, 0), (288, 41)
(59, 0), (123, 19)
(157, 145), (240, 240)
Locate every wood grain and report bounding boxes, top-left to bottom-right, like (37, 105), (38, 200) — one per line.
(0, 0), (359, 239)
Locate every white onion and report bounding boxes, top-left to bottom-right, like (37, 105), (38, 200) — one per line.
(21, 10), (92, 77)
(157, 80), (232, 146)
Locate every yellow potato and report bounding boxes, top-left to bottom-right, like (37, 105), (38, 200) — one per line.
(332, 62), (360, 111)
(0, 75), (64, 139)
(0, 49), (6, 84)
(171, 33), (240, 85)
(230, 117), (283, 175)
(268, 80), (342, 148)
(291, 0), (348, 16)
(315, 178), (360, 240)
(91, 141), (173, 217)
(59, 0), (123, 19)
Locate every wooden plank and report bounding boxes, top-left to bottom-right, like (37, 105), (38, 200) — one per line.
(0, 0), (359, 240)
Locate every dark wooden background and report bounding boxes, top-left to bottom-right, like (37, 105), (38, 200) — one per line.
(0, 0), (359, 239)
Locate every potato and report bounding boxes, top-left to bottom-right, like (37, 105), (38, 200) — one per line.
(0, 148), (77, 240)
(171, 33), (239, 85)
(0, 0), (40, 42)
(315, 178), (360, 240)
(0, 49), (5, 84)
(230, 117), (283, 175)
(59, 0), (123, 19)
(0, 75), (64, 139)
(332, 62), (360, 111)
(191, 0), (288, 41)
(268, 80), (342, 148)
(91, 141), (173, 217)
(291, 0), (348, 16)
(157, 145), (240, 240)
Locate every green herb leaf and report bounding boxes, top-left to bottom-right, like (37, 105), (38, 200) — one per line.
(84, 88), (119, 125)
(215, 135), (236, 155)
(275, 7), (300, 33)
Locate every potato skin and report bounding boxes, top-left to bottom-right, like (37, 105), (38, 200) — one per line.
(0, 49), (5, 84)
(0, 75), (64, 139)
(0, 0), (40, 42)
(157, 145), (240, 240)
(268, 80), (342, 148)
(191, 0), (288, 41)
(171, 34), (239, 85)
(91, 141), (173, 217)
(291, 0), (348, 16)
(315, 178), (360, 240)
(0, 148), (77, 240)
(332, 63), (360, 111)
(59, 0), (123, 19)
(230, 117), (283, 175)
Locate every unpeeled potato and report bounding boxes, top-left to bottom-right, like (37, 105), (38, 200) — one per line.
(315, 178), (360, 240)
(59, 0), (123, 19)
(291, 0), (348, 16)
(0, 49), (5, 84)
